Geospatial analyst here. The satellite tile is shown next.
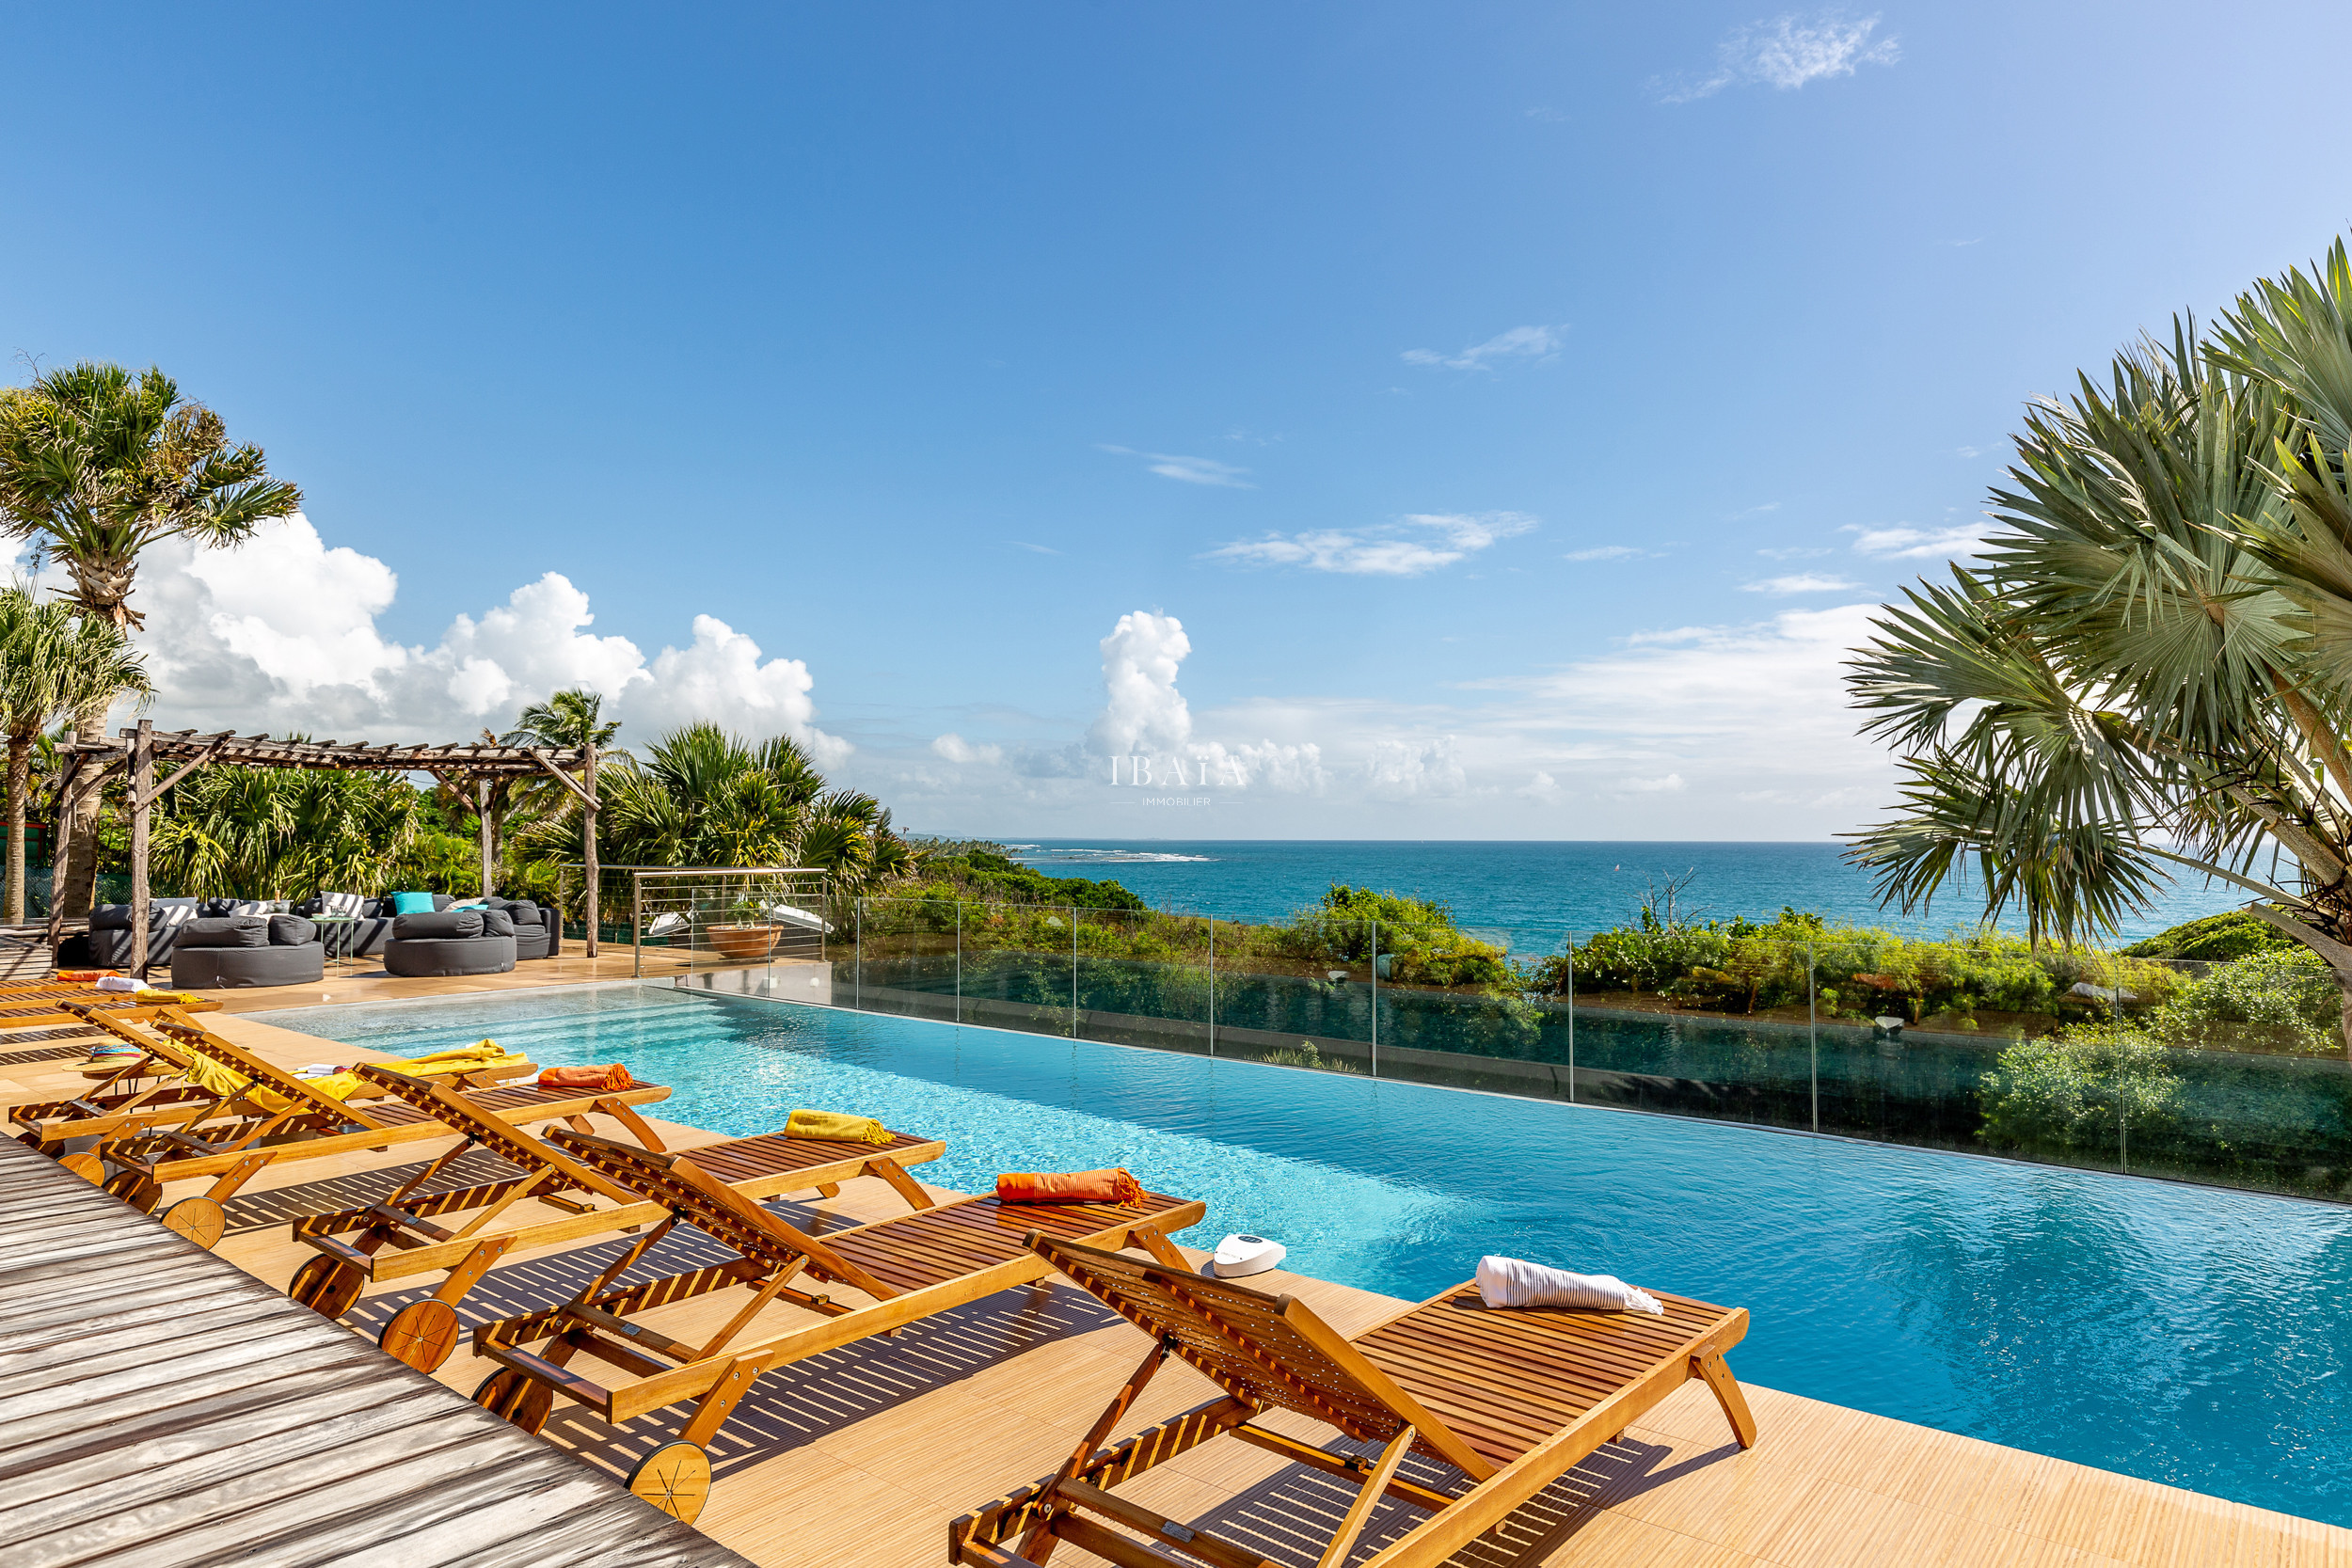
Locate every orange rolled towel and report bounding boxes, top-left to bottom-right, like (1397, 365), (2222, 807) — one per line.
(995, 1168), (1144, 1206)
(536, 1062), (639, 1091)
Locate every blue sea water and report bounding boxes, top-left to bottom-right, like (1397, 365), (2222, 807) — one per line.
(1005, 839), (2246, 953)
(267, 984), (2352, 1524)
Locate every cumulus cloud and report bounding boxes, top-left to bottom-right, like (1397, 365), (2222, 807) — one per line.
(1089, 611), (1194, 757)
(1097, 446), (1253, 488)
(1744, 573), (1861, 594)
(1656, 11), (1899, 103)
(1401, 325), (1565, 371)
(1846, 522), (1990, 561)
(1208, 512), (1535, 577)
(931, 733), (1005, 766)
(89, 515), (847, 757)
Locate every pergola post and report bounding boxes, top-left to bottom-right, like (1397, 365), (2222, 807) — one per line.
(583, 743), (599, 959)
(128, 721), (153, 983)
(475, 776), (495, 898)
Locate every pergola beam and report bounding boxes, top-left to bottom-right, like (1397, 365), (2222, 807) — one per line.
(52, 727), (602, 977)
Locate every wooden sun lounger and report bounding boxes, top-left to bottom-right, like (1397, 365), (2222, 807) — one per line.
(951, 1238), (1756, 1568)
(283, 1062), (947, 1375)
(16, 1007), (669, 1251)
(468, 1131), (1207, 1525)
(0, 982), (222, 1032)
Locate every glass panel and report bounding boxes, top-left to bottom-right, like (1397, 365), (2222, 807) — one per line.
(946, 899), (1078, 1039)
(1072, 909), (1214, 1056)
(1194, 913), (1374, 1073)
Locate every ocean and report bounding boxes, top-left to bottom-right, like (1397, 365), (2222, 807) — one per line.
(1003, 840), (2244, 955)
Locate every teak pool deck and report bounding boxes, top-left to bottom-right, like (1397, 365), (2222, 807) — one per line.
(3, 990), (2348, 1568)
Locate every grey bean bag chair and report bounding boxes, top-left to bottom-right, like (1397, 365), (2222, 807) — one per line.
(169, 914), (326, 990)
(382, 909), (516, 978)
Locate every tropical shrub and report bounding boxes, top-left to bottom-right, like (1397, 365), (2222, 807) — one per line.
(2122, 911), (2293, 962)
(1978, 1024), (2181, 1156)
(2142, 947), (2342, 1053)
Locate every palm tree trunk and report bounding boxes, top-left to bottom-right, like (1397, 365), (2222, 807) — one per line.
(56, 702), (105, 920)
(5, 734), (27, 926)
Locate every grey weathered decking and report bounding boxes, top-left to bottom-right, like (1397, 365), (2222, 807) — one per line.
(0, 1134), (755, 1568)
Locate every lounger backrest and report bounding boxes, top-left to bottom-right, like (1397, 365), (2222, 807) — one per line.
(548, 1127), (895, 1298)
(145, 1009), (394, 1132)
(349, 1065), (639, 1204)
(1033, 1236), (1492, 1478)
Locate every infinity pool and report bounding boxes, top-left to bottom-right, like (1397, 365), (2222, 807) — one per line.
(265, 983), (2352, 1524)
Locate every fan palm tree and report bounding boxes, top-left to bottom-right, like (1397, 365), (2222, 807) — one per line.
(0, 362), (301, 918)
(0, 588), (148, 921)
(151, 764), (422, 901)
(1846, 239), (2352, 1053)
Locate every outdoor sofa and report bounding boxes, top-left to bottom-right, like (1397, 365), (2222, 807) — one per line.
(381, 907), (518, 977)
(168, 914), (325, 990)
(61, 893), (559, 974)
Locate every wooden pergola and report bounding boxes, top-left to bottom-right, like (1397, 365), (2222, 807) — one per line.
(48, 721), (602, 976)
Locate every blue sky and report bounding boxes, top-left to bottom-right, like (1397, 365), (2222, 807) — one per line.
(4, 3), (2349, 839)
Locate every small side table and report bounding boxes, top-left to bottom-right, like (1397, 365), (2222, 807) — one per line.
(312, 915), (362, 976)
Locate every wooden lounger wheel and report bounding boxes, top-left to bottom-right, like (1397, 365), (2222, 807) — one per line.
(288, 1255), (366, 1319)
(102, 1168), (164, 1213)
(57, 1151), (104, 1183)
(474, 1368), (554, 1434)
(379, 1299), (463, 1372)
(160, 1196), (226, 1250)
(626, 1441), (712, 1523)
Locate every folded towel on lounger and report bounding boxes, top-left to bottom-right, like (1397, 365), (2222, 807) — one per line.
(995, 1168), (1145, 1206)
(536, 1061), (638, 1092)
(785, 1108), (892, 1145)
(1475, 1255), (1663, 1316)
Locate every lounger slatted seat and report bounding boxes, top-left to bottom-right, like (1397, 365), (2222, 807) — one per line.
(284, 1062), (946, 1375)
(18, 1007), (669, 1252)
(469, 1129), (1206, 1526)
(949, 1238), (1756, 1568)
(0, 986), (222, 1029)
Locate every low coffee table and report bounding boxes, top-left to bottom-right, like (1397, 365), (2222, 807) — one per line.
(311, 915), (363, 976)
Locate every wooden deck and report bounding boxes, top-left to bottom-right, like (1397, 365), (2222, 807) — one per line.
(1, 999), (2347, 1567)
(0, 1129), (755, 1568)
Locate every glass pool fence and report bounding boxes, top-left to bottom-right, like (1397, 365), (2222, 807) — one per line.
(705, 895), (2352, 1204)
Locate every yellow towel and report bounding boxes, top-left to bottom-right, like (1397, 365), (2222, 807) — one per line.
(180, 1038), (526, 1113)
(785, 1108), (892, 1146)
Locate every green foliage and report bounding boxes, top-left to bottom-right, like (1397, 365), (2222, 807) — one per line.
(2142, 947), (2343, 1053)
(1258, 1039), (1360, 1074)
(1978, 1024), (2182, 1155)
(151, 764), (422, 899)
(1279, 885), (1514, 989)
(912, 848), (1146, 911)
(0, 588), (147, 920)
(2120, 911), (2293, 961)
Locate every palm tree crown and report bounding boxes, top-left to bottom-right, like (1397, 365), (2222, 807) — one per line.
(0, 362), (301, 627)
(0, 587), (147, 921)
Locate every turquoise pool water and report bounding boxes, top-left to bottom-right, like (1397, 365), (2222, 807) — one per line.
(264, 984), (2352, 1524)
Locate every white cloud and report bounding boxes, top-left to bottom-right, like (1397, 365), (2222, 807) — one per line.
(1621, 772), (1687, 793)
(1089, 610), (1194, 757)
(1756, 546), (1832, 560)
(1517, 769), (1562, 800)
(1401, 325), (1565, 372)
(1208, 512), (1536, 577)
(1955, 445), (1981, 458)
(1098, 446), (1253, 488)
(1656, 11), (1900, 103)
(1565, 545), (1644, 562)
(1743, 573), (1862, 594)
(1846, 522), (1990, 561)
(103, 514), (847, 759)
(1012, 541), (1061, 555)
(1365, 737), (1468, 800)
(931, 733), (1005, 766)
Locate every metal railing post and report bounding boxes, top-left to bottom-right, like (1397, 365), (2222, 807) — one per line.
(1808, 939), (1818, 1134)
(1369, 918), (1378, 1078)
(1566, 931), (1575, 1103)
(954, 899), (962, 1025)
(1070, 904), (1079, 1037)
(631, 872), (643, 979)
(1208, 916), (1216, 1057)
(854, 896), (863, 1010)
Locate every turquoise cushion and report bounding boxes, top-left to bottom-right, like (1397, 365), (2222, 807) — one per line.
(390, 891), (436, 914)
